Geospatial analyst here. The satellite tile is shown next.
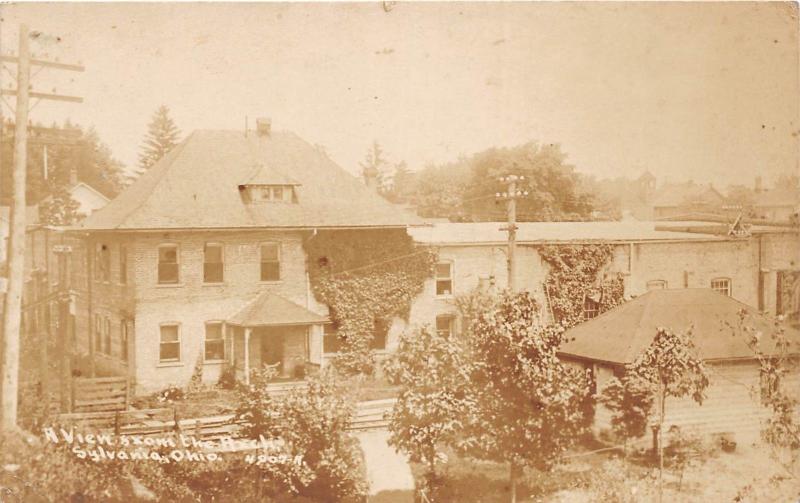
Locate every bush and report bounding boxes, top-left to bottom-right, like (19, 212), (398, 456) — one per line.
(218, 363), (237, 390)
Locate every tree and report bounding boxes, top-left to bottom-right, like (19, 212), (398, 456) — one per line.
(384, 325), (475, 496)
(359, 140), (393, 194)
(626, 327), (709, 502)
(464, 291), (589, 503)
(38, 183), (82, 226)
(597, 374), (655, 455)
(235, 367), (368, 501)
(138, 105), (181, 172)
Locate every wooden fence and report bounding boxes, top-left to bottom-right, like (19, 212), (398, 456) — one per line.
(70, 376), (130, 413)
(56, 398), (396, 445)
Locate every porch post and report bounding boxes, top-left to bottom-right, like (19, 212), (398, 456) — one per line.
(244, 327), (251, 385)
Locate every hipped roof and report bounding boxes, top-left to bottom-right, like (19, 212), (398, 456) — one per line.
(559, 289), (800, 365)
(227, 291), (329, 327)
(79, 130), (421, 230)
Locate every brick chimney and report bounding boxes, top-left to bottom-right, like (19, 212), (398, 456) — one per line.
(255, 117), (271, 137)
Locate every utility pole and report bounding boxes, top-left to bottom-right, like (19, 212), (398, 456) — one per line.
(2, 24), (32, 431)
(0, 24), (84, 430)
(497, 175), (528, 292)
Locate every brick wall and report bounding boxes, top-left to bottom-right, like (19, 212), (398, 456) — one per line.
(125, 230), (326, 392)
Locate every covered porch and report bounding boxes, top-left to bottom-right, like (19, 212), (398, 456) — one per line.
(226, 291), (329, 384)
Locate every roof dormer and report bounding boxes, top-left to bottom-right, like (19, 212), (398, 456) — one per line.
(238, 163), (300, 204)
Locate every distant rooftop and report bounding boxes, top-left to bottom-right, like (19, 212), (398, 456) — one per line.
(408, 221), (723, 245)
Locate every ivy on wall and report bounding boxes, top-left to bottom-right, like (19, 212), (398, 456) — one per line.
(304, 229), (437, 374)
(538, 244), (625, 328)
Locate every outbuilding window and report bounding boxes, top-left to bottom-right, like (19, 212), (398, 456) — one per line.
(371, 318), (389, 350)
(711, 278), (731, 296)
(158, 245), (179, 284)
(159, 324), (181, 362)
(583, 296), (600, 320)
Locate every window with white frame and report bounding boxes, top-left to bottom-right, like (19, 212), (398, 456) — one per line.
(647, 280), (667, 290)
(435, 262), (453, 296)
(158, 245), (179, 284)
(159, 324), (181, 362)
(204, 322), (225, 361)
(711, 277), (731, 296)
(260, 242), (281, 282)
(204, 243), (224, 283)
(436, 315), (454, 338)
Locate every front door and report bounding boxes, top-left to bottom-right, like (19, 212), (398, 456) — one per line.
(260, 328), (284, 373)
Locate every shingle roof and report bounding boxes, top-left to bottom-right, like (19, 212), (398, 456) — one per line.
(408, 221), (722, 245)
(559, 289), (800, 364)
(227, 291), (329, 327)
(78, 130), (421, 230)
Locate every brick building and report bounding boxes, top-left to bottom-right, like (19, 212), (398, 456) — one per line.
(386, 221), (800, 352)
(70, 121), (418, 393)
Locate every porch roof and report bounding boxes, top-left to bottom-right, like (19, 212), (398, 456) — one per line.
(228, 291), (329, 327)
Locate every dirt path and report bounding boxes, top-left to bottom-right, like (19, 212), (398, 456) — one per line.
(355, 429), (415, 502)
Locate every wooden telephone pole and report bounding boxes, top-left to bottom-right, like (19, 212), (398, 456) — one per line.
(1, 24), (84, 430)
(497, 175), (528, 292)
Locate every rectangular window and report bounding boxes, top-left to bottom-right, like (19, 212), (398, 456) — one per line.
(95, 243), (110, 282)
(583, 296), (599, 320)
(204, 322), (225, 361)
(647, 280), (667, 290)
(435, 262), (453, 296)
(119, 244), (127, 285)
(436, 315), (454, 338)
(158, 245), (179, 284)
(711, 278), (731, 296)
(120, 321), (129, 362)
(260, 242), (281, 282)
(104, 317), (112, 355)
(159, 324), (180, 362)
(204, 243), (224, 283)
(94, 314), (103, 354)
(371, 318), (389, 350)
(323, 323), (340, 354)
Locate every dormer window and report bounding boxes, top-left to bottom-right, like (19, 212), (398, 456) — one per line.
(242, 184), (297, 203)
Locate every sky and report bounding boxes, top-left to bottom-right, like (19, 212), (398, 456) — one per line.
(1, 2), (798, 188)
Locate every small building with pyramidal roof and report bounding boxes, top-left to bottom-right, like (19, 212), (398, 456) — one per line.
(559, 288), (800, 443)
(69, 119), (421, 392)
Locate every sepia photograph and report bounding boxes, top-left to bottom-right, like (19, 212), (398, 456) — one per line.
(0, 2), (798, 502)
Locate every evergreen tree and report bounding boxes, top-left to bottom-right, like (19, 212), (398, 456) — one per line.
(137, 105), (181, 172)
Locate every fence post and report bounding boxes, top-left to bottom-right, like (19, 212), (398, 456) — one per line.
(70, 377), (77, 413)
(173, 407), (181, 433)
(114, 411), (120, 437)
(195, 419), (201, 440)
(124, 376), (130, 411)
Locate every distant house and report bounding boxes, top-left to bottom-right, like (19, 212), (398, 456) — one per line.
(38, 170), (110, 221)
(651, 182), (726, 220)
(559, 289), (800, 443)
(753, 187), (800, 223)
(70, 119), (419, 392)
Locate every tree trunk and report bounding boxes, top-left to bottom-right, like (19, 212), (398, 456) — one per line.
(658, 383), (665, 503)
(509, 460), (517, 503)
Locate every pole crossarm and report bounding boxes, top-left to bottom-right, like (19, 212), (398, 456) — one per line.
(0, 55), (85, 72)
(1, 89), (83, 103)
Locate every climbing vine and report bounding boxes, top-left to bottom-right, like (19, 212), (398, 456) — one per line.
(538, 244), (625, 328)
(304, 229), (437, 374)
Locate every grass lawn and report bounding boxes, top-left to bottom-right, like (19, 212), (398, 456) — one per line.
(410, 441), (799, 502)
